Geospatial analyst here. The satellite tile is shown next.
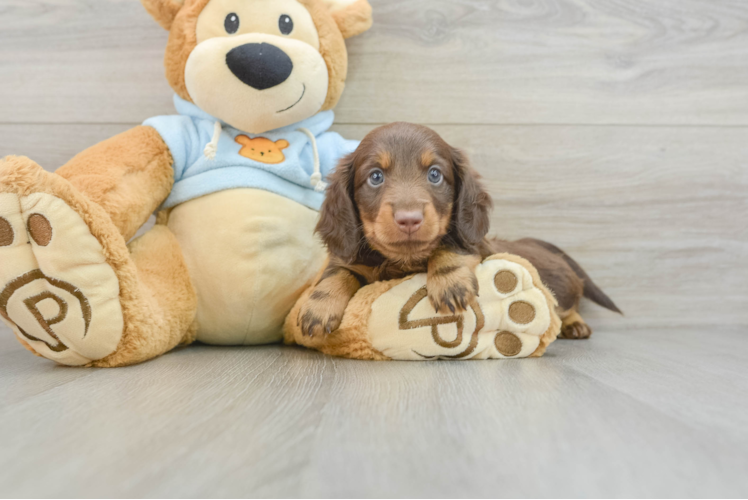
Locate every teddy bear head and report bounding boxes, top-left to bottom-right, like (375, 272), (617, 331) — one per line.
(141, 0), (373, 134)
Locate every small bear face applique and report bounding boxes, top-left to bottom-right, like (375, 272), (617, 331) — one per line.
(235, 135), (290, 164)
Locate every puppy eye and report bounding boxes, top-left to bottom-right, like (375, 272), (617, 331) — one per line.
(225, 13), (240, 34)
(368, 169), (385, 187)
(428, 167), (443, 185)
(279, 14), (294, 35)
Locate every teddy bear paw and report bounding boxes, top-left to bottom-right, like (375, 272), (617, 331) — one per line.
(0, 162), (124, 366)
(366, 256), (559, 360)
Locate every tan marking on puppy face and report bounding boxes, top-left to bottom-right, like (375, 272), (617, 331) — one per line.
(362, 199), (444, 264)
(421, 149), (435, 168)
(351, 123), (458, 264)
(376, 150), (391, 170)
(316, 122), (490, 268)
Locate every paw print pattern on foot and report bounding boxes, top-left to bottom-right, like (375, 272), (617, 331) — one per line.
(0, 192), (124, 366)
(367, 256), (559, 360)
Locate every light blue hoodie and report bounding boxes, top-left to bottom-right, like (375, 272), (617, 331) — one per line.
(144, 95), (359, 211)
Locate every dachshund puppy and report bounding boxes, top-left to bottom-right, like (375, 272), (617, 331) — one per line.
(300, 123), (620, 339)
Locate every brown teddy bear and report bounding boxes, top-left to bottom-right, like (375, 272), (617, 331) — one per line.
(0, 0), (373, 366)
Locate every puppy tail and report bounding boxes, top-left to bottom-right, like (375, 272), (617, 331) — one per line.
(582, 274), (623, 315)
(523, 238), (623, 315)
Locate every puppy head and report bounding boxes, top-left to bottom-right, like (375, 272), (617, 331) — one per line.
(317, 123), (493, 264)
(141, 0), (373, 134)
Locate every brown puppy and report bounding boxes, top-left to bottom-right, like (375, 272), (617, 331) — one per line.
(300, 122), (621, 339)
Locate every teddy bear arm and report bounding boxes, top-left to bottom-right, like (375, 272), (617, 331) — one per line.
(56, 126), (174, 241)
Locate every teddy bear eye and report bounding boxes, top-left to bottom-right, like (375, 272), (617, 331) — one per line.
(279, 15), (294, 35)
(225, 13), (240, 34)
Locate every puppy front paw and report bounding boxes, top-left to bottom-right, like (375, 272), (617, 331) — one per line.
(427, 266), (479, 314)
(298, 290), (350, 337)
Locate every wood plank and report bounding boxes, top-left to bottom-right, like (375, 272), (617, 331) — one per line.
(560, 327), (748, 438)
(2, 123), (746, 328)
(0, 124), (133, 171)
(1, 0), (748, 125)
(0, 328), (746, 497)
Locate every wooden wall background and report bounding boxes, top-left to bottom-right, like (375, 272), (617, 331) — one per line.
(2, 2), (748, 497)
(1, 0), (747, 331)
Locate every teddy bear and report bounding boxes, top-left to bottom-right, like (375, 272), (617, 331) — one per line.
(0, 0), (373, 367)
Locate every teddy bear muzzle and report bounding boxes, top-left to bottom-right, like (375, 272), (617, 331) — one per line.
(185, 32), (329, 134)
(226, 42), (294, 91)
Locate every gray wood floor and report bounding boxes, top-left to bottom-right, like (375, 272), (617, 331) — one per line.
(1, 326), (747, 498)
(1, 0), (747, 497)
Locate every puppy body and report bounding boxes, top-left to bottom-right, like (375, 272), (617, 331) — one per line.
(300, 123), (620, 339)
(480, 238), (621, 338)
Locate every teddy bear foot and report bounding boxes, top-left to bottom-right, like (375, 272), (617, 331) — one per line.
(0, 157), (124, 366)
(366, 254), (561, 360)
(285, 254), (562, 361)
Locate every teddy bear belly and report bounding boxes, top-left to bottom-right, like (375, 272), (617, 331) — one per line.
(166, 188), (326, 346)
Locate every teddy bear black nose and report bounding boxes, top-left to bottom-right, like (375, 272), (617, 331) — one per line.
(226, 43), (293, 91)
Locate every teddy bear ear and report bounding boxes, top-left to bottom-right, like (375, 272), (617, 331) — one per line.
(321, 0), (373, 39)
(276, 139), (290, 150)
(140, 0), (186, 30)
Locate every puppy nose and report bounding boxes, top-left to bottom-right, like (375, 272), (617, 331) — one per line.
(394, 210), (424, 234)
(226, 43), (293, 90)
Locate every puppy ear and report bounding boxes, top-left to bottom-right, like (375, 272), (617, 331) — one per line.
(450, 147), (493, 249)
(322, 0), (373, 39)
(141, 0), (185, 30)
(316, 152), (362, 263)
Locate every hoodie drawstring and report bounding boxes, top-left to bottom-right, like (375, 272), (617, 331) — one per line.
(203, 122), (327, 193)
(297, 127), (327, 193)
(204, 121), (223, 160)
